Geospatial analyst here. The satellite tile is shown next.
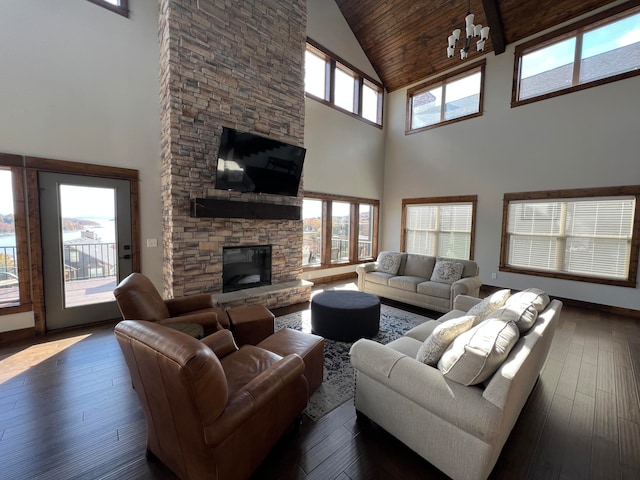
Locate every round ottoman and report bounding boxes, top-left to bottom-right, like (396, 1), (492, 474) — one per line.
(311, 291), (380, 342)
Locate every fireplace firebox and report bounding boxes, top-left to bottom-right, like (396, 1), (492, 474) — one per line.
(222, 245), (272, 293)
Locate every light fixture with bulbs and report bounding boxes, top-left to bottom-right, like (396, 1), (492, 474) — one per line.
(447, 1), (490, 60)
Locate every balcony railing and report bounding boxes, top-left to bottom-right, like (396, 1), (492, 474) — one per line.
(64, 243), (117, 281)
(302, 234), (373, 266)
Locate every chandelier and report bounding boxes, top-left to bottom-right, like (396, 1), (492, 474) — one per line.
(447, 1), (490, 60)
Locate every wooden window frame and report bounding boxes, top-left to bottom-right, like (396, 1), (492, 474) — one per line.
(0, 155), (32, 314)
(86, 0), (129, 18)
(305, 38), (384, 128)
(512, 3), (640, 108)
(401, 195), (477, 260)
(303, 192), (379, 271)
(406, 60), (485, 134)
(499, 186), (640, 287)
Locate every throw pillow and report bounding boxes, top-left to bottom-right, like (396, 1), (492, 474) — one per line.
(430, 260), (464, 285)
(438, 318), (520, 386)
(506, 288), (550, 312)
(415, 315), (476, 366)
(488, 303), (538, 334)
(376, 251), (403, 275)
(466, 289), (511, 325)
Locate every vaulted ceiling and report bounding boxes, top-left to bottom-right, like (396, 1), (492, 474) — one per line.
(334, 0), (619, 91)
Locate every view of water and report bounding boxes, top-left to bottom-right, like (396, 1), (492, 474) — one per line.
(0, 219), (116, 248)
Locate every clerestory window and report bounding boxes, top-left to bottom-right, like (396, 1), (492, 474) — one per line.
(86, 0), (129, 18)
(407, 61), (485, 133)
(305, 40), (384, 127)
(512, 4), (640, 106)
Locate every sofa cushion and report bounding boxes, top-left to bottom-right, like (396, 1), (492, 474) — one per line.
(403, 254), (436, 278)
(404, 320), (441, 342)
(437, 257), (479, 278)
(430, 260), (464, 284)
(376, 251), (404, 275)
(467, 289), (511, 325)
(506, 288), (550, 312)
(388, 276), (424, 292)
(416, 315), (476, 366)
(416, 281), (451, 299)
(365, 271), (395, 286)
(438, 318), (520, 386)
(489, 302), (539, 334)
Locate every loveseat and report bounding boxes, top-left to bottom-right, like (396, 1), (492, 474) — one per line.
(356, 251), (483, 313)
(350, 289), (562, 480)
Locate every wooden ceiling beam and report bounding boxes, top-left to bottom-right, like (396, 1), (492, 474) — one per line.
(482, 0), (506, 54)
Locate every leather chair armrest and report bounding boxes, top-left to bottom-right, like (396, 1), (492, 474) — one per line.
(203, 354), (306, 447)
(159, 311), (222, 333)
(201, 329), (238, 358)
(165, 293), (217, 316)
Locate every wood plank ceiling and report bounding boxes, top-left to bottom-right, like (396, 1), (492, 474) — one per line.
(334, 0), (620, 92)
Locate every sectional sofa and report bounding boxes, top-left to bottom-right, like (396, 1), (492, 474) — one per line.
(350, 289), (562, 480)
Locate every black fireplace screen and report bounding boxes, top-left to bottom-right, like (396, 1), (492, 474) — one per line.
(222, 245), (272, 293)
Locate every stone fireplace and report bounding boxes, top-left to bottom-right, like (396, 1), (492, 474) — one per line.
(158, 0), (310, 307)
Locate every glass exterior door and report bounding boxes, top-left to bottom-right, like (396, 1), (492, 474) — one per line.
(39, 172), (133, 329)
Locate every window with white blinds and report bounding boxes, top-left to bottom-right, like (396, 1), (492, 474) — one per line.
(503, 192), (639, 285)
(402, 198), (475, 260)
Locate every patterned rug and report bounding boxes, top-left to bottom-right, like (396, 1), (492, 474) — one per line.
(275, 304), (434, 421)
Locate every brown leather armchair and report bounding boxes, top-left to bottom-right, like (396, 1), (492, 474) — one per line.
(114, 272), (228, 336)
(114, 320), (308, 480)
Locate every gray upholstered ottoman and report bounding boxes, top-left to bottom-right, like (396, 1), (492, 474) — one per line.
(310, 290), (380, 342)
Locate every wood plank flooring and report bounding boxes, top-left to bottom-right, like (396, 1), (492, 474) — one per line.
(1, 284), (639, 479)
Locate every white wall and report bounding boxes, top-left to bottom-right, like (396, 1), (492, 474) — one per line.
(0, 0), (163, 332)
(303, 0), (386, 281)
(382, 36), (640, 310)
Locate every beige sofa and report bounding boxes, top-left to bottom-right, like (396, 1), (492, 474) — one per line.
(356, 251), (483, 313)
(350, 290), (562, 480)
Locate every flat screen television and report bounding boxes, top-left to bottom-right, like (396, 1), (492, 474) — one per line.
(215, 126), (306, 196)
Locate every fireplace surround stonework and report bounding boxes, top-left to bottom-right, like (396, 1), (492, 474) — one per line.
(158, 0), (310, 307)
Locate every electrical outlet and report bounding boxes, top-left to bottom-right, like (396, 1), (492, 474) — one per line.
(491, 272), (497, 280)
(146, 238), (158, 248)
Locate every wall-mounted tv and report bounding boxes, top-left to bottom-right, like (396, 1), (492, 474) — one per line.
(215, 126), (306, 197)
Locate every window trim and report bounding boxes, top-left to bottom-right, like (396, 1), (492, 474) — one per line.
(305, 38), (384, 128)
(86, 0), (129, 18)
(406, 60), (486, 134)
(0, 155), (32, 314)
(401, 195), (477, 260)
(511, 3), (640, 108)
(499, 186), (640, 287)
(302, 192), (379, 270)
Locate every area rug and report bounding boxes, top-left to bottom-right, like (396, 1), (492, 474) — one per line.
(274, 304), (435, 421)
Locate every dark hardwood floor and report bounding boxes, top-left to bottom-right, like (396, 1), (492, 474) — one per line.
(1, 282), (639, 479)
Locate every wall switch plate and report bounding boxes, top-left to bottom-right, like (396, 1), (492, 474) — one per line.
(146, 238), (158, 248)
(491, 272), (497, 279)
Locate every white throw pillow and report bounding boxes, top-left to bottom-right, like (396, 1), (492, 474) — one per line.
(430, 260), (464, 285)
(376, 251), (403, 275)
(506, 288), (550, 312)
(467, 289), (511, 325)
(438, 318), (520, 386)
(415, 315), (476, 366)
(488, 303), (538, 334)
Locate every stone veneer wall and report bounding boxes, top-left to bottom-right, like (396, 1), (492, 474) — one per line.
(158, 0), (308, 303)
